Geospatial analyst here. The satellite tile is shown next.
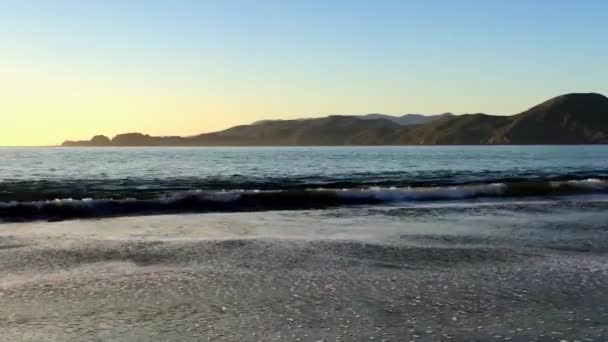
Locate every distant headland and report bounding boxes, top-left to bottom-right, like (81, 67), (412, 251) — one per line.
(62, 93), (608, 146)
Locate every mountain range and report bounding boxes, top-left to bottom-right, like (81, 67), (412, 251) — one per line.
(62, 93), (608, 146)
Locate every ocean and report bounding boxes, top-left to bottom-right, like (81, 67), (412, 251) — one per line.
(2, 145), (608, 221)
(1, 146), (608, 340)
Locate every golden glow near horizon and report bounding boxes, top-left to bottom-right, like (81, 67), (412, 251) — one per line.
(0, 60), (583, 146)
(1, 54), (605, 146)
(0, 82), (601, 146)
(1, 1), (606, 146)
(0, 65), (430, 146)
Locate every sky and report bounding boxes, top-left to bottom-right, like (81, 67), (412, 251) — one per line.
(1, 0), (607, 146)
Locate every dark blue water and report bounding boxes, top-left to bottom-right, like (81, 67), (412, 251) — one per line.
(2, 146), (608, 221)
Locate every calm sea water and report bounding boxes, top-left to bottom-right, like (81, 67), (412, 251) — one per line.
(2, 146), (608, 183)
(1, 146), (608, 221)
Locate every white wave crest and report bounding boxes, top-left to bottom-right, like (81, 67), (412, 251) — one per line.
(336, 183), (507, 201)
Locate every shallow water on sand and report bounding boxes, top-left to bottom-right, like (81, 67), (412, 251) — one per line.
(1, 199), (607, 341)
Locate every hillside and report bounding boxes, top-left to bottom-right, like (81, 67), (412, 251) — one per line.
(405, 93), (608, 145)
(62, 93), (608, 146)
(359, 113), (454, 126)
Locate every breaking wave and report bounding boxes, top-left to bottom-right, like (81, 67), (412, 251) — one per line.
(1, 179), (607, 222)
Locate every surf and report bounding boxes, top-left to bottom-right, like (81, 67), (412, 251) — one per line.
(1, 178), (607, 222)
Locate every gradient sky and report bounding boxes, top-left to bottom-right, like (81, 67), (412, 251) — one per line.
(1, 0), (607, 146)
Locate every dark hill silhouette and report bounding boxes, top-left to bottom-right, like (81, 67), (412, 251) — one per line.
(492, 93), (608, 144)
(358, 113), (453, 125)
(190, 116), (402, 145)
(250, 113), (450, 127)
(62, 93), (608, 146)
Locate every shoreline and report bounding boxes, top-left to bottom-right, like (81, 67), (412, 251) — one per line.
(1, 205), (608, 340)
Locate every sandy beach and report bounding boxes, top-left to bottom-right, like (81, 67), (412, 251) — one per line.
(1, 201), (608, 341)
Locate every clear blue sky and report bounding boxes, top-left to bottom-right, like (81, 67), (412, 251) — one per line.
(1, 0), (607, 145)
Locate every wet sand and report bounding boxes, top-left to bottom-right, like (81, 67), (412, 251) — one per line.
(1, 201), (608, 341)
